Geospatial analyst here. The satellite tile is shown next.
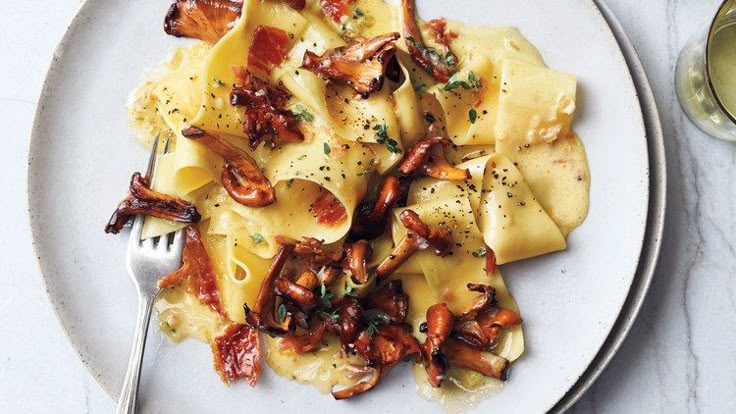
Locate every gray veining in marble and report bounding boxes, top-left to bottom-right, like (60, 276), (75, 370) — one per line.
(0, 0), (734, 413)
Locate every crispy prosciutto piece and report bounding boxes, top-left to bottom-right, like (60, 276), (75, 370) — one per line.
(247, 25), (290, 79)
(485, 245), (497, 276)
(421, 303), (453, 387)
(164, 0), (242, 44)
(310, 191), (348, 226)
(320, 0), (353, 23)
(158, 226), (226, 317)
(400, 0), (458, 82)
(425, 18), (458, 47)
(230, 69), (304, 150)
(212, 323), (262, 386)
(375, 209), (453, 280)
(302, 32), (401, 97)
(182, 127), (276, 207)
(399, 138), (471, 181)
(105, 172), (201, 234)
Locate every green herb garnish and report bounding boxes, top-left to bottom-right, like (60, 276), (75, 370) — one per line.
(344, 282), (357, 296)
(443, 71), (482, 92)
(250, 233), (264, 244)
(467, 71), (482, 89)
(213, 77), (225, 87)
(373, 123), (401, 154)
(366, 320), (379, 337)
(405, 37), (458, 76)
(317, 309), (340, 322)
(323, 142), (331, 155)
(469, 108), (478, 124)
(320, 284), (335, 308)
(472, 247), (487, 258)
(293, 105), (314, 122)
(277, 303), (287, 322)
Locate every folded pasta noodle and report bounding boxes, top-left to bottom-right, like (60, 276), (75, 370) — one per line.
(206, 232), (271, 324)
(229, 134), (373, 245)
(478, 154), (567, 264)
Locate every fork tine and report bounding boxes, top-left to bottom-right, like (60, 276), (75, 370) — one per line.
(144, 135), (160, 181)
(128, 215), (145, 248)
(129, 136), (160, 244)
(171, 228), (185, 254)
(163, 136), (171, 154)
(157, 233), (170, 252)
(141, 237), (155, 250)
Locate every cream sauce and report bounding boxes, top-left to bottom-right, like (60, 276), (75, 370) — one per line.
(265, 335), (363, 394)
(155, 286), (225, 343)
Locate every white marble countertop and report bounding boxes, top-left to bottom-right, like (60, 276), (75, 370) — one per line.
(1, 0), (734, 412)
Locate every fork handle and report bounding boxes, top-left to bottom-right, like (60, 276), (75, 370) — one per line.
(116, 292), (155, 414)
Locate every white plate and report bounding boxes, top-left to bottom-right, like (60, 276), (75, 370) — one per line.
(28, 0), (650, 412)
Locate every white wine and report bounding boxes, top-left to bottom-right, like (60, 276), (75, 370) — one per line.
(709, 15), (736, 117)
(675, 0), (736, 141)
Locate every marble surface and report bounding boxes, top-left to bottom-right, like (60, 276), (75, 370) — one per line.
(0, 0), (733, 413)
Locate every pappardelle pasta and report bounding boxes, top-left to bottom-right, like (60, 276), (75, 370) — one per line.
(108, 0), (589, 407)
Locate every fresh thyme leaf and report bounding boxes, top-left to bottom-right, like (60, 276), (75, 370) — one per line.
(277, 303), (287, 322)
(213, 77), (225, 87)
(444, 51), (457, 68)
(354, 7), (365, 17)
(414, 83), (428, 94)
(366, 320), (379, 337)
(373, 123), (402, 154)
(285, 178), (294, 189)
(469, 108), (478, 124)
(467, 71), (482, 89)
(472, 247), (487, 258)
(323, 142), (331, 155)
(443, 72), (482, 92)
(406, 37), (457, 76)
(344, 282), (357, 296)
(293, 105), (314, 122)
(250, 233), (264, 244)
(317, 309), (340, 322)
(320, 284), (335, 308)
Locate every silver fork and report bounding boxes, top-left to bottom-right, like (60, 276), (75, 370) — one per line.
(116, 136), (185, 414)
